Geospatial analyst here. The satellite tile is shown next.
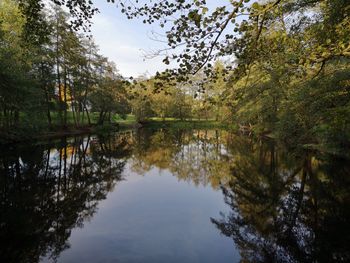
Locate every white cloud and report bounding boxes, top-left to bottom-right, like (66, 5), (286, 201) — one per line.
(90, 1), (168, 77)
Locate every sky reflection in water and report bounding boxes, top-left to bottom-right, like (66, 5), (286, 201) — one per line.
(0, 129), (349, 263)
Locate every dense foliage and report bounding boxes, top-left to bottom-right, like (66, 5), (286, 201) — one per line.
(124, 0), (350, 149)
(0, 0), (129, 136)
(1, 0), (349, 151)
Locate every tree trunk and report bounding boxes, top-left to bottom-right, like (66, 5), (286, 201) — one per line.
(98, 111), (104, 125)
(45, 87), (52, 128)
(63, 66), (68, 128)
(56, 18), (63, 127)
(68, 76), (78, 127)
(84, 105), (91, 125)
(14, 110), (19, 127)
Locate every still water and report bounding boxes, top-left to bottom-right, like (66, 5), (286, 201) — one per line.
(0, 128), (349, 263)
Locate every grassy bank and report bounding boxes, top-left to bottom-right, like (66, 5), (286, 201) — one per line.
(142, 118), (238, 130)
(0, 115), (239, 144)
(0, 114), (138, 144)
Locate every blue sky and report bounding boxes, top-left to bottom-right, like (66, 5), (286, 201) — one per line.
(91, 1), (170, 78)
(90, 1), (231, 78)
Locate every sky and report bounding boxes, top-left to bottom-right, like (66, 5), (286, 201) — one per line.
(90, 1), (170, 78)
(90, 1), (229, 78)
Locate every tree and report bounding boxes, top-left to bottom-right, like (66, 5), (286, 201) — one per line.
(0, 0), (45, 131)
(89, 61), (130, 125)
(1, 1), (131, 135)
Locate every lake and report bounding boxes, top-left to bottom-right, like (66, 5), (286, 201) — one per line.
(0, 128), (349, 263)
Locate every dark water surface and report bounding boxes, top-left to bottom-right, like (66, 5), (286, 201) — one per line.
(0, 129), (349, 263)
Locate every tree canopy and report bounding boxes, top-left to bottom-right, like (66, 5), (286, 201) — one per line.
(17, 1), (350, 77)
(1, 0), (349, 150)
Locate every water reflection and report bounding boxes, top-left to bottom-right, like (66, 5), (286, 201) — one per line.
(0, 129), (349, 262)
(0, 134), (132, 262)
(128, 129), (350, 262)
(211, 138), (350, 262)
(130, 129), (234, 188)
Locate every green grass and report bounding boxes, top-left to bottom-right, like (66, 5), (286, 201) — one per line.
(113, 114), (137, 125)
(1, 113), (238, 144)
(49, 112), (95, 126)
(48, 112), (137, 126)
(142, 119), (237, 130)
(20, 112), (233, 129)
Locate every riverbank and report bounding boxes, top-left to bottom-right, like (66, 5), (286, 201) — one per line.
(1, 119), (349, 159)
(0, 125), (98, 144)
(0, 123), (131, 144)
(140, 119), (237, 130)
(0, 119), (238, 145)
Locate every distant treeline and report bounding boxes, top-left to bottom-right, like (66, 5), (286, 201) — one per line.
(1, 0), (350, 150)
(0, 0), (129, 133)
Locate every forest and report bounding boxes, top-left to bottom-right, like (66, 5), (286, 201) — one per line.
(1, 0), (349, 152)
(1, 1), (350, 262)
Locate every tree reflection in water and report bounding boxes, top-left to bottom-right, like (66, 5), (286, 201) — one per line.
(0, 133), (133, 263)
(129, 129), (350, 262)
(211, 138), (350, 263)
(130, 129), (235, 188)
(0, 129), (349, 263)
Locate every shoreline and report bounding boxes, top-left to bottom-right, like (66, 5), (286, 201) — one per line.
(0, 120), (235, 145)
(1, 121), (349, 159)
(0, 123), (131, 145)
